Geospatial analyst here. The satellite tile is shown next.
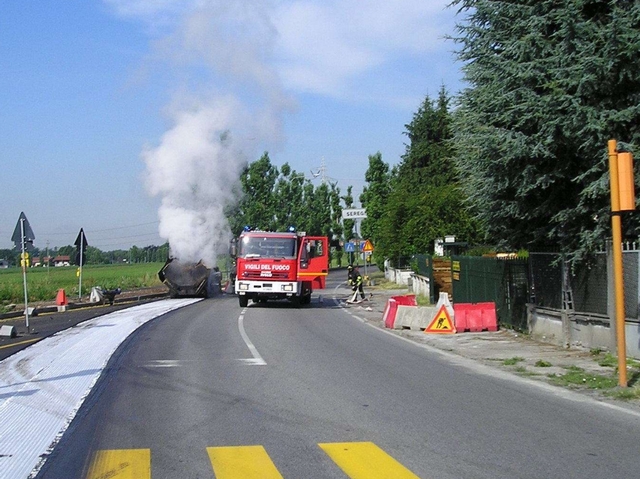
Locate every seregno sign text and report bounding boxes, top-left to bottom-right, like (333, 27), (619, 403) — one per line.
(341, 208), (367, 219)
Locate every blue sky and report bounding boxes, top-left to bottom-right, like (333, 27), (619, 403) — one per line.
(0, 1), (465, 255)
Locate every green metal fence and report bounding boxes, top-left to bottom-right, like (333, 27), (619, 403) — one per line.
(451, 256), (530, 331)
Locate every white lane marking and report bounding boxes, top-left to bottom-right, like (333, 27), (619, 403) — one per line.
(141, 360), (198, 368)
(237, 358), (268, 365)
(237, 308), (267, 366)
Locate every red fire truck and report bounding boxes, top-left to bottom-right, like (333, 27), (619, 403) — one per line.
(232, 228), (329, 307)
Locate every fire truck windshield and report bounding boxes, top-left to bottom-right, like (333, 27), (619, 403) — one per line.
(239, 236), (297, 259)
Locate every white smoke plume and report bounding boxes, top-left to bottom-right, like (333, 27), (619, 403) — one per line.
(144, 96), (245, 265)
(136, 1), (293, 266)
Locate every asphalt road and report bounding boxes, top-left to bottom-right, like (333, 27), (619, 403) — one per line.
(32, 274), (640, 478)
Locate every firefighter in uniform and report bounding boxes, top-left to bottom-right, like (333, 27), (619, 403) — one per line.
(351, 265), (365, 300)
(347, 264), (354, 286)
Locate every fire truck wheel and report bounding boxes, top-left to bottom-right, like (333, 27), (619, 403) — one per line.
(239, 295), (248, 307)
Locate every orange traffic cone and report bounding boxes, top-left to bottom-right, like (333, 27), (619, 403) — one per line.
(56, 289), (68, 306)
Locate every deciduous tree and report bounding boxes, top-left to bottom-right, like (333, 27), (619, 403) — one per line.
(360, 152), (391, 245)
(229, 152), (279, 234)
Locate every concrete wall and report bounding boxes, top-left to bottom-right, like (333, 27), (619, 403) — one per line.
(386, 268), (414, 286)
(528, 305), (640, 358)
(527, 307), (566, 346)
(571, 314), (614, 352)
(409, 274), (430, 298)
(625, 322), (640, 358)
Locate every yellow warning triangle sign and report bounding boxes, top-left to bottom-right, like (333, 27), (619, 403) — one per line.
(425, 305), (456, 334)
(363, 239), (374, 252)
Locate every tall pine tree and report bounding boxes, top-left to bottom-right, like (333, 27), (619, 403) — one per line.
(376, 87), (481, 264)
(452, 0), (640, 259)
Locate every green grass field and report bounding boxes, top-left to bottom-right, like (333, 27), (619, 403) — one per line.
(0, 263), (165, 308)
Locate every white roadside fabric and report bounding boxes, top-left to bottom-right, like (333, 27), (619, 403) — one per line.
(0, 298), (202, 479)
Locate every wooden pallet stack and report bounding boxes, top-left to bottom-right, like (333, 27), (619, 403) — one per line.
(432, 258), (452, 297)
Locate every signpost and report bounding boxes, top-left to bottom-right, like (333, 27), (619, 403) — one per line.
(608, 139), (635, 387)
(11, 212), (35, 331)
(75, 228), (88, 300)
(362, 239), (374, 278)
(342, 209), (367, 266)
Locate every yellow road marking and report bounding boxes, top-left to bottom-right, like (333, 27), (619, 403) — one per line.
(0, 338), (41, 350)
(207, 445), (283, 479)
(86, 449), (150, 479)
(319, 442), (421, 479)
(83, 443), (419, 478)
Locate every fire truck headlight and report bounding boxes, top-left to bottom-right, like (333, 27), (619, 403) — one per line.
(239, 283), (249, 291)
(282, 284), (293, 292)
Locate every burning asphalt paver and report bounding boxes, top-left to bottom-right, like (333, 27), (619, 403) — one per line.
(158, 258), (221, 298)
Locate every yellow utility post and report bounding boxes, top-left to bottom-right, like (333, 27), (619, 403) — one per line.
(608, 139), (635, 387)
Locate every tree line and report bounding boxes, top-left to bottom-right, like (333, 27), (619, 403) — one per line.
(0, 244), (170, 267)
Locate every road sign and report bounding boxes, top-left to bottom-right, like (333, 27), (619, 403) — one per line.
(75, 228), (88, 266)
(11, 212), (35, 250)
(75, 228), (89, 299)
(11, 212), (35, 331)
(424, 305), (456, 334)
(75, 228), (88, 249)
(362, 240), (374, 252)
(342, 208), (367, 219)
(344, 242), (356, 253)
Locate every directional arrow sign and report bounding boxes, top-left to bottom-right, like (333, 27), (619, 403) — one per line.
(75, 228), (89, 299)
(11, 212), (35, 249)
(75, 228), (88, 250)
(75, 228), (88, 266)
